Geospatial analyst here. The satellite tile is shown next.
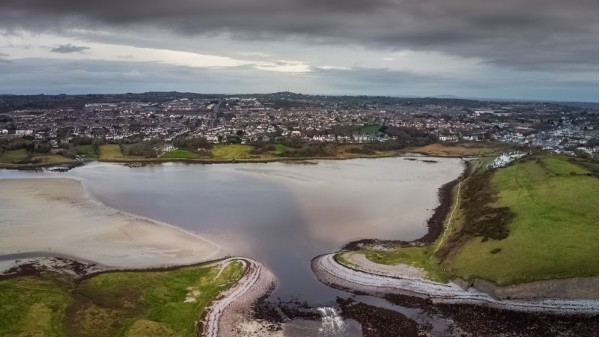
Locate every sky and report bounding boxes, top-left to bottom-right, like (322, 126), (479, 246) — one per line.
(0, 0), (598, 101)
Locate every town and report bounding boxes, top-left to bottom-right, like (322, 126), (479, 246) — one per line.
(0, 92), (597, 165)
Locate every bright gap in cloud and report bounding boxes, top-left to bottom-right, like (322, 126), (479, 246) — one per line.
(0, 30), (311, 73)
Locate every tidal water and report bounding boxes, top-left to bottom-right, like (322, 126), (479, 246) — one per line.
(1, 157), (464, 336)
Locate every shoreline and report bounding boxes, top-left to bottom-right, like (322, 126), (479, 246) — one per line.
(312, 254), (598, 315)
(0, 178), (226, 269)
(201, 258), (279, 337)
(0, 151), (402, 170)
(0, 176), (281, 336)
(342, 165), (465, 250)
(0, 145), (478, 171)
(321, 157), (599, 310)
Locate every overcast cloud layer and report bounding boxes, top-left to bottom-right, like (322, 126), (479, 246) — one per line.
(0, 0), (597, 101)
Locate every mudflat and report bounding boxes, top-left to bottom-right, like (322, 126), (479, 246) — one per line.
(0, 178), (225, 268)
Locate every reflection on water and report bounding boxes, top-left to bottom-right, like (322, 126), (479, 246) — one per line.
(0, 157), (464, 336)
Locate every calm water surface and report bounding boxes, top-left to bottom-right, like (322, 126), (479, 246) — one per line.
(1, 157), (464, 336)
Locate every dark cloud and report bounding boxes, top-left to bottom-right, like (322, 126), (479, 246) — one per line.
(50, 43), (90, 53)
(0, 0), (596, 71)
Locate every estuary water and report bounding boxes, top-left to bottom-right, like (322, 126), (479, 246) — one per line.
(1, 157), (464, 335)
(73, 157), (462, 301)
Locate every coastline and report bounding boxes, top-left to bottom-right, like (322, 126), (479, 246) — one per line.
(320, 157), (599, 310)
(342, 166), (464, 250)
(0, 151), (402, 170)
(0, 176), (280, 337)
(0, 144), (473, 171)
(0, 177), (226, 269)
(202, 258), (280, 337)
(312, 253), (598, 314)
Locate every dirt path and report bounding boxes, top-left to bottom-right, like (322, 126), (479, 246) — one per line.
(434, 179), (463, 253)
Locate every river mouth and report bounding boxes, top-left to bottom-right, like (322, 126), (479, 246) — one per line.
(46, 157), (463, 302)
(2, 157), (466, 335)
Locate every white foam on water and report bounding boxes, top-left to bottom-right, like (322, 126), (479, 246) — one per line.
(317, 306), (347, 336)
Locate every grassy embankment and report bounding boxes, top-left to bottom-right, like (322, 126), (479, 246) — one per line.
(344, 153), (599, 285)
(210, 144), (253, 160)
(95, 142), (399, 163)
(0, 261), (244, 337)
(1, 141), (500, 168)
(0, 149), (76, 168)
(406, 142), (505, 158)
(98, 144), (125, 160)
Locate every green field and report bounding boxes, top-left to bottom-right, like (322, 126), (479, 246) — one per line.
(0, 149), (29, 163)
(360, 124), (380, 135)
(362, 247), (451, 282)
(359, 154), (599, 285)
(160, 148), (198, 159)
(98, 144), (123, 160)
(442, 156), (598, 285)
(0, 276), (70, 337)
(271, 143), (290, 156)
(211, 144), (253, 160)
(76, 145), (98, 159)
(0, 261), (244, 337)
(0, 149), (74, 166)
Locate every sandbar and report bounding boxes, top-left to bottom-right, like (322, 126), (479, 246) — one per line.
(0, 178), (225, 268)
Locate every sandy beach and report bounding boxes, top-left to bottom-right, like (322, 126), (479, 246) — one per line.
(0, 178), (226, 268)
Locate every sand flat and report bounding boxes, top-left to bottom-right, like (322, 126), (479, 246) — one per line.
(0, 178), (225, 268)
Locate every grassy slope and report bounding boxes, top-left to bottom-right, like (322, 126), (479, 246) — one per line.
(362, 246), (451, 282)
(98, 144), (124, 160)
(407, 143), (503, 157)
(443, 156), (598, 285)
(0, 149), (74, 167)
(360, 154), (598, 285)
(0, 149), (29, 163)
(0, 276), (71, 337)
(0, 261), (244, 337)
(210, 144), (253, 160)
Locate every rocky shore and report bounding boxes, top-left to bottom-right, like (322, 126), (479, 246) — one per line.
(201, 258), (281, 337)
(313, 253), (598, 336)
(312, 254), (598, 314)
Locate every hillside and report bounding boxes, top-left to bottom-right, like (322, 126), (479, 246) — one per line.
(357, 154), (599, 286)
